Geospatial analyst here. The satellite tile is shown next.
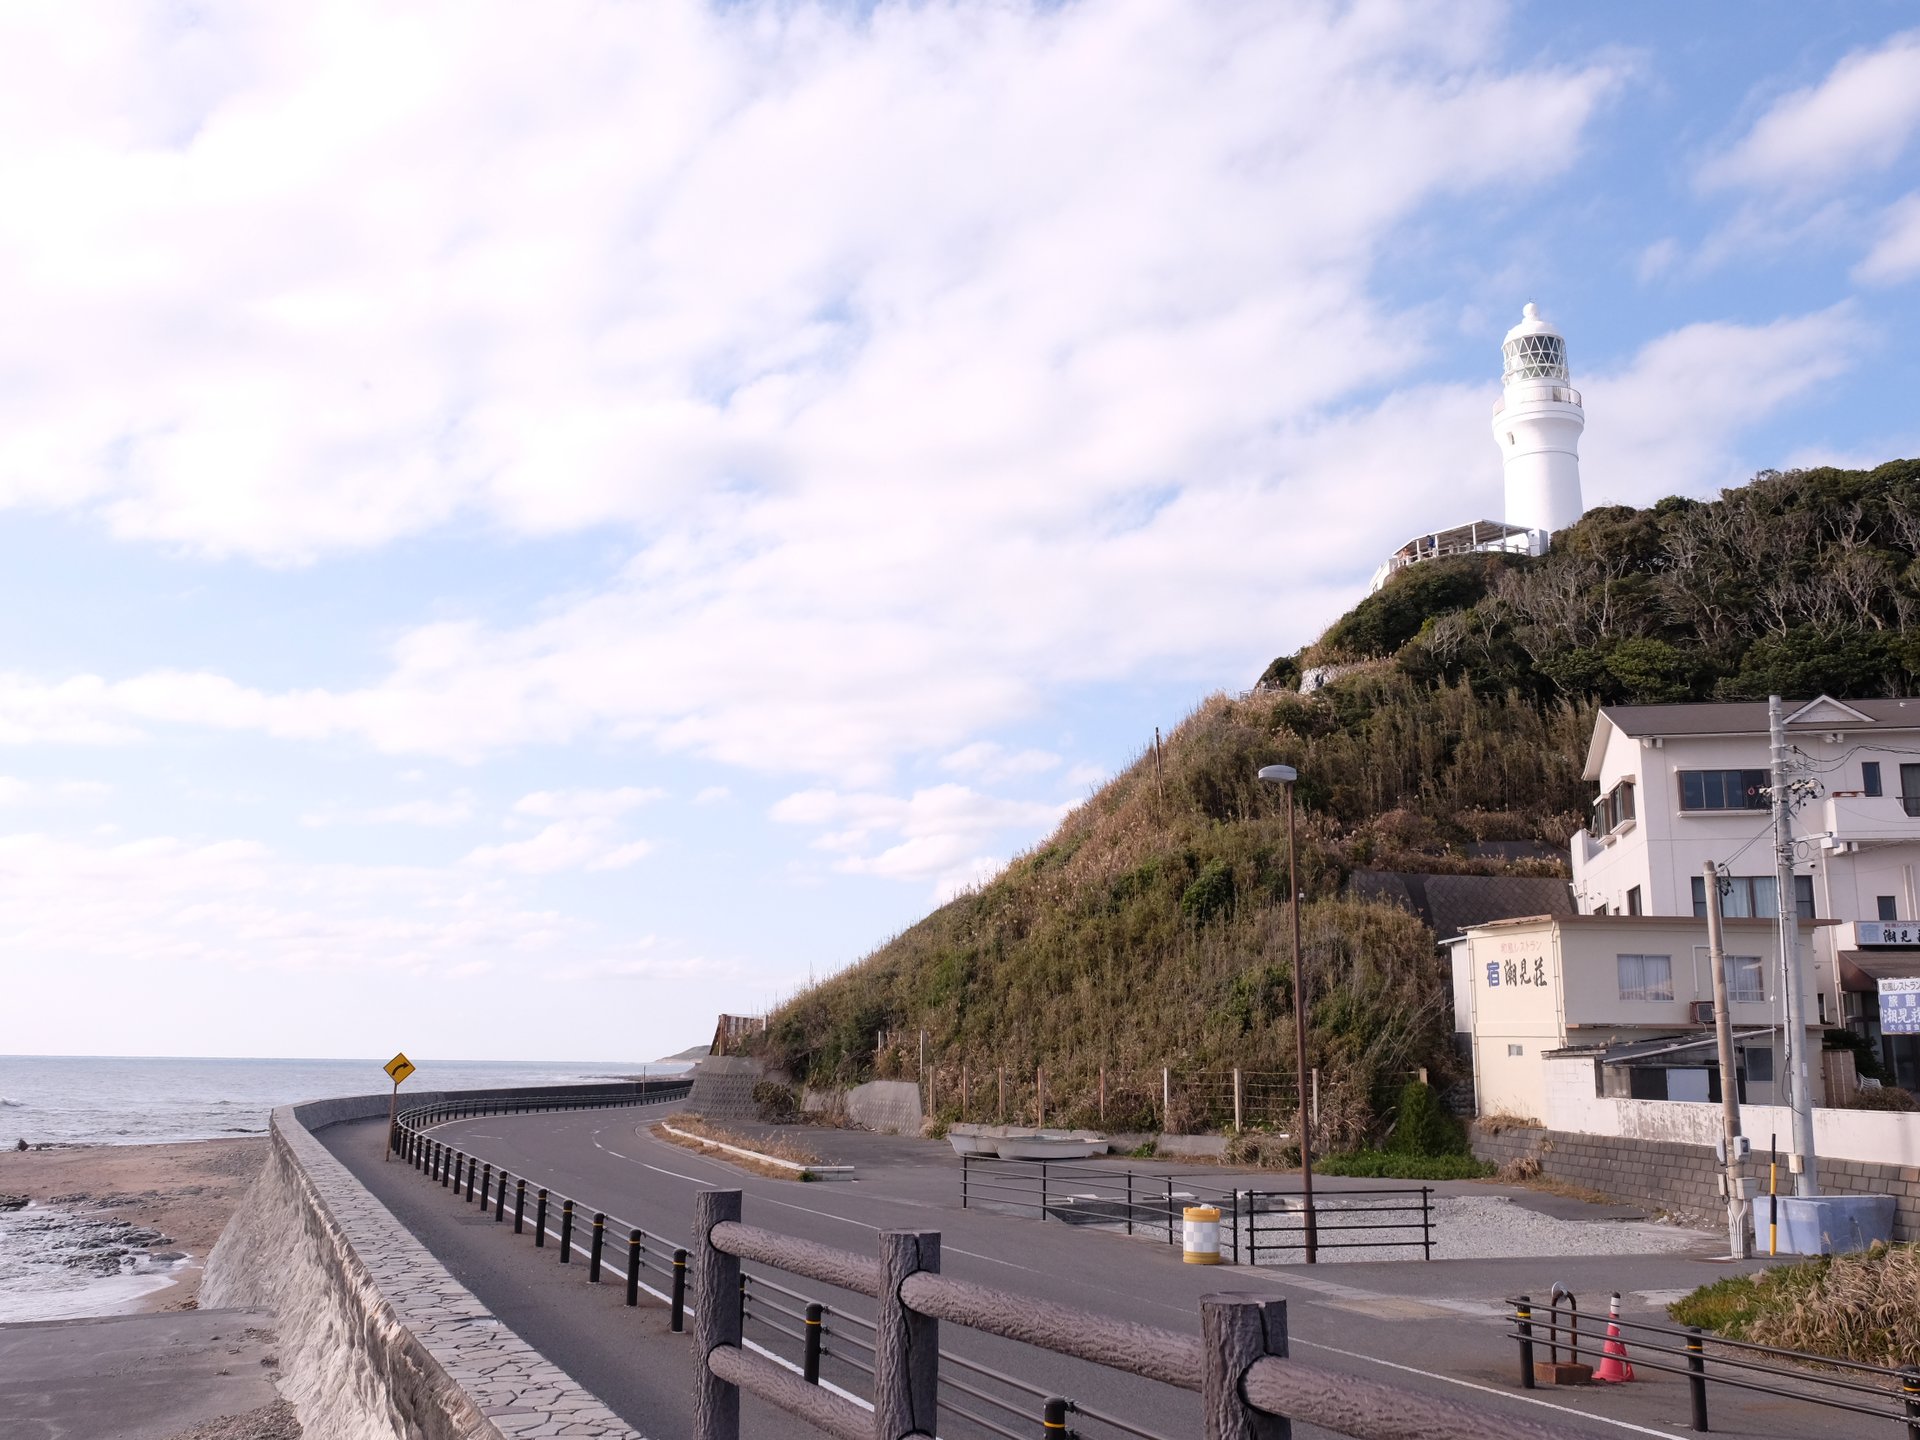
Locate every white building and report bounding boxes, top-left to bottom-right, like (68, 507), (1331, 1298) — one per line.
(1459, 913), (1827, 1123)
(1370, 304), (1586, 592)
(1572, 694), (1920, 1088)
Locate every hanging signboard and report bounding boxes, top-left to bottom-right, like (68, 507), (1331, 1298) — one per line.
(1880, 977), (1920, 1035)
(1856, 921), (1920, 947)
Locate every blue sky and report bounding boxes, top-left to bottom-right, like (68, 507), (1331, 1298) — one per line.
(2, 1), (1918, 1063)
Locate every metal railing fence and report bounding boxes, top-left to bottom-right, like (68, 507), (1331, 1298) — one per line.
(959, 1155), (1434, 1261)
(1509, 1295), (1920, 1436)
(388, 1089), (1569, 1439)
(396, 1092), (1156, 1440)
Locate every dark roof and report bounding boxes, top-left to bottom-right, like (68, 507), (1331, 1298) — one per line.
(1346, 870), (1575, 943)
(1599, 696), (1920, 738)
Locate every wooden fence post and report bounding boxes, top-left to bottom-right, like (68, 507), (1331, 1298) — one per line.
(875, 1231), (941, 1438)
(1037, 1066), (1045, 1127)
(961, 1064), (969, 1118)
(1099, 1066), (1106, 1125)
(693, 1189), (743, 1440)
(998, 1066), (1006, 1123)
(1201, 1294), (1289, 1440)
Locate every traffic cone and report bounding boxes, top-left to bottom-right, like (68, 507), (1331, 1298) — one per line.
(1594, 1292), (1635, 1383)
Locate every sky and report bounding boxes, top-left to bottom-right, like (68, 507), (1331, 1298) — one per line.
(3, 0), (1919, 1064)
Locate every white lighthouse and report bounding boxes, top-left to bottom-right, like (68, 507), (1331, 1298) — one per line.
(1494, 303), (1585, 544)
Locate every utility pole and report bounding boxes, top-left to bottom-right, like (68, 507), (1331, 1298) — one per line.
(1768, 695), (1818, 1197)
(1703, 862), (1748, 1257)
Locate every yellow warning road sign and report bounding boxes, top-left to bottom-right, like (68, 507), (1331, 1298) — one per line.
(384, 1052), (416, 1085)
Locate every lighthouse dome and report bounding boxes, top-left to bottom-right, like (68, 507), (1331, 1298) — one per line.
(1501, 302), (1569, 384)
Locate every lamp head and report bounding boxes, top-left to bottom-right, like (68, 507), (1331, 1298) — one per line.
(1258, 765), (1298, 784)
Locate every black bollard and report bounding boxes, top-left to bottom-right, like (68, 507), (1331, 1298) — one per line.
(1686, 1328), (1708, 1432)
(670, 1248), (687, 1332)
(514, 1178), (527, 1234)
(804, 1303), (823, 1384)
(626, 1231), (642, 1306)
(589, 1212), (605, 1282)
(559, 1199), (574, 1262)
(1517, 1296), (1535, 1389)
(535, 1188), (548, 1248)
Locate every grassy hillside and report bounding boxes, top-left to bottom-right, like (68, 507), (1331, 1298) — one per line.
(758, 458), (1920, 1141)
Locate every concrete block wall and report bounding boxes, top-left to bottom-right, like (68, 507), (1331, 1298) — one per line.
(1472, 1122), (1920, 1241)
(843, 1079), (923, 1135)
(207, 1086), (652, 1440)
(686, 1056), (765, 1120)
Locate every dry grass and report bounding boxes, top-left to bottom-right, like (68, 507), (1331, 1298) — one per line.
(653, 1112), (822, 1182)
(1671, 1242), (1920, 1367)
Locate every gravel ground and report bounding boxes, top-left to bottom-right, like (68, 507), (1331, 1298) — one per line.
(1224, 1194), (1712, 1263)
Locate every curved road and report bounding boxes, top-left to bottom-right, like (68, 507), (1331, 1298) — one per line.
(323, 1101), (1837, 1440)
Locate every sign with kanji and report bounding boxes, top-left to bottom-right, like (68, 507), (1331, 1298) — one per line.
(1879, 978), (1920, 1035)
(384, 1052), (416, 1085)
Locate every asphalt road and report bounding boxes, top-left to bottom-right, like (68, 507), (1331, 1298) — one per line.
(323, 1101), (1869, 1440)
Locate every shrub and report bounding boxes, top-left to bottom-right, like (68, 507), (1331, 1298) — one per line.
(1386, 1081), (1466, 1156)
(1671, 1242), (1920, 1367)
(752, 1081), (800, 1124)
(1316, 1150), (1493, 1180)
(1179, 860), (1236, 924)
(1844, 1085), (1919, 1112)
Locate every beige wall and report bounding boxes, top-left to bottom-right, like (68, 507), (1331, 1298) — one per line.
(1464, 915), (1825, 1122)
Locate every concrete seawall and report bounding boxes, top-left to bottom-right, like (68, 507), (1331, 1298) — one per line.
(206, 1085), (660, 1440)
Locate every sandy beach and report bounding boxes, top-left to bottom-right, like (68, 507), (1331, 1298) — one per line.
(0, 1137), (266, 1315)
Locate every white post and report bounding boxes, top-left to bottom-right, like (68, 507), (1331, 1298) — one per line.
(1703, 862), (1749, 1258)
(1232, 1068), (1243, 1133)
(1769, 695), (1818, 1197)
(1162, 1067), (1171, 1133)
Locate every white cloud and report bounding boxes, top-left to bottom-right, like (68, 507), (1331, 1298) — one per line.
(0, 2), (1618, 566)
(772, 782), (1066, 895)
(465, 818), (652, 874)
(1701, 30), (1920, 191)
(0, 776), (111, 805)
(303, 789), (476, 827)
(0, 828), (578, 976)
(513, 786), (666, 819)
(1856, 192), (1920, 285)
(693, 786), (731, 806)
(1577, 306), (1866, 509)
(938, 742), (1060, 781)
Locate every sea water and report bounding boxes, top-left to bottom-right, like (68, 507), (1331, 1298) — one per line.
(0, 1053), (692, 1320)
(0, 1054), (689, 1146)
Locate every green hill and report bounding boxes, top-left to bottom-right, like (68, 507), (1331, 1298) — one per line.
(756, 458), (1920, 1142)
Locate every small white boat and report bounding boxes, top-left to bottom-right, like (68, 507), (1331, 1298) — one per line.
(991, 1131), (1108, 1161)
(946, 1123), (998, 1156)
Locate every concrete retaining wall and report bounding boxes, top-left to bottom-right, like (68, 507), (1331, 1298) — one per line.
(1471, 1121), (1920, 1242)
(687, 1055), (764, 1120)
(843, 1079), (923, 1135)
(206, 1085), (654, 1440)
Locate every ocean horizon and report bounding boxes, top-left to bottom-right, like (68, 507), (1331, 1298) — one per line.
(0, 1053), (695, 1148)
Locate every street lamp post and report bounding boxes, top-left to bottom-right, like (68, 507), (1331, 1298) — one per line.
(1258, 764), (1317, 1263)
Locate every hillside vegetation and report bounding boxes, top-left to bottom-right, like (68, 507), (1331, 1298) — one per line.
(757, 459), (1920, 1141)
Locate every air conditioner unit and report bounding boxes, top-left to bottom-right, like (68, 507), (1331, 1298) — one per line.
(1689, 1000), (1716, 1025)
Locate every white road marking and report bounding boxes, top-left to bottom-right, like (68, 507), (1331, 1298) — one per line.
(1294, 1338), (1687, 1438)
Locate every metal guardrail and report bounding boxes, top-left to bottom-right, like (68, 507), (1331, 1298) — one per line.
(1509, 1295), (1920, 1436)
(391, 1090), (1569, 1439)
(960, 1154), (1435, 1262)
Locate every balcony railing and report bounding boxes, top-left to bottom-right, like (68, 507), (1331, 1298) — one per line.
(1491, 385), (1581, 417)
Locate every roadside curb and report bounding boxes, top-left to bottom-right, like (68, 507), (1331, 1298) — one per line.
(655, 1121), (855, 1180)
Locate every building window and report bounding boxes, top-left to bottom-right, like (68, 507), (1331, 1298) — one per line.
(1617, 953), (1674, 1002)
(1863, 762), (1883, 797)
(1592, 779), (1637, 835)
(1507, 1044), (1524, 1057)
(1879, 895), (1899, 921)
(1904, 764), (1920, 819)
(1626, 886), (1643, 916)
(1679, 769), (1769, 811)
(1726, 956), (1764, 1004)
(1744, 1047), (1774, 1084)
(1690, 874), (1815, 921)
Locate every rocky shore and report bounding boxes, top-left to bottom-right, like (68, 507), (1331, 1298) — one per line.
(0, 1137), (266, 1319)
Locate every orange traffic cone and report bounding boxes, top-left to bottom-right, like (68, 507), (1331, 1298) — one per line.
(1594, 1292), (1635, 1383)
